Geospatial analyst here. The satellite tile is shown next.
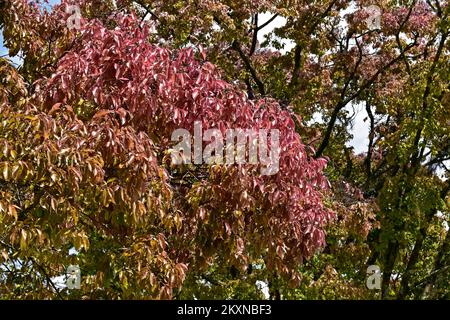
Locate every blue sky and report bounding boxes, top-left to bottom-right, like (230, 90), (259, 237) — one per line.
(0, 32), (8, 57)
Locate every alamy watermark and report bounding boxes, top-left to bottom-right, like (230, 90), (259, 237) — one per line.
(170, 121), (280, 176)
(66, 265), (81, 289)
(366, 265), (381, 290)
(364, 5), (382, 30)
(65, 5), (81, 30)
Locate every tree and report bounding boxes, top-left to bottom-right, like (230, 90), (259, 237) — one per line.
(0, 1), (332, 299)
(0, 0), (448, 299)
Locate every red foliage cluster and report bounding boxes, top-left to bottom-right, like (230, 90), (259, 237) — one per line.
(37, 12), (333, 278)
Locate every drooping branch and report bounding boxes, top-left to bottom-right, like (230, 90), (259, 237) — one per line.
(255, 14), (279, 32)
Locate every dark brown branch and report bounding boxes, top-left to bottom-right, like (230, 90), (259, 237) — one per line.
(314, 37), (364, 158)
(314, 34), (418, 158)
(288, 0), (337, 90)
(249, 13), (258, 56)
(289, 45), (302, 89)
(256, 13), (279, 32)
(232, 40), (265, 96)
(133, 0), (160, 22)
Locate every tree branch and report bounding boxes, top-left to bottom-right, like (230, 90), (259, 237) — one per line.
(232, 40), (265, 96)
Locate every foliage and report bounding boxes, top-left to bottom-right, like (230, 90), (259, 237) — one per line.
(0, 0), (449, 299)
